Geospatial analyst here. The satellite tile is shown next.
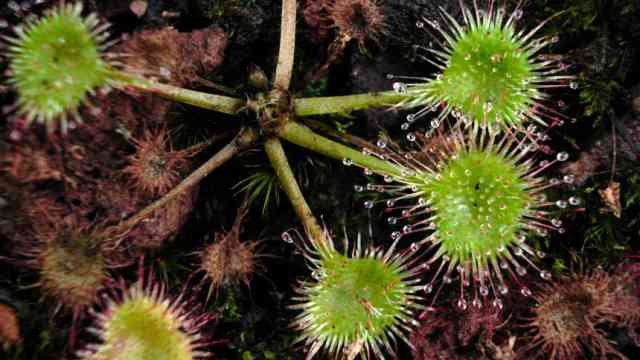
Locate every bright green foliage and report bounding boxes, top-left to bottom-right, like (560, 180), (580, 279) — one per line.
(6, 3), (112, 132)
(426, 150), (531, 265)
(394, 5), (572, 129)
(373, 126), (571, 306)
(426, 12), (538, 127)
(291, 234), (422, 359)
(307, 256), (408, 342)
(234, 170), (281, 215)
(88, 295), (191, 359)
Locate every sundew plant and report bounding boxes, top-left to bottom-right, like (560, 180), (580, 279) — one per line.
(358, 124), (578, 309)
(4, 2), (115, 132)
(76, 271), (213, 360)
(290, 231), (424, 360)
(0, 0), (589, 359)
(391, 1), (576, 132)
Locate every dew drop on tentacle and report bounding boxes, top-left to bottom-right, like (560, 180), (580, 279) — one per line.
(492, 298), (503, 309)
(537, 228), (549, 236)
(472, 298), (482, 309)
(556, 151), (569, 161)
(423, 283), (433, 294)
(393, 82), (407, 94)
(427, 19), (440, 30)
(457, 298), (468, 310)
(514, 9), (524, 19)
(281, 232), (293, 243)
(311, 270), (321, 280)
(498, 285), (509, 295)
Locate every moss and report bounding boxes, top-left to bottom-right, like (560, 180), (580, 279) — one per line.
(201, 0), (257, 21)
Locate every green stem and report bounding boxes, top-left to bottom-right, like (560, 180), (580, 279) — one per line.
(110, 70), (244, 115)
(273, 0), (297, 89)
(264, 137), (328, 250)
(277, 121), (402, 177)
(107, 128), (257, 237)
(293, 91), (407, 117)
